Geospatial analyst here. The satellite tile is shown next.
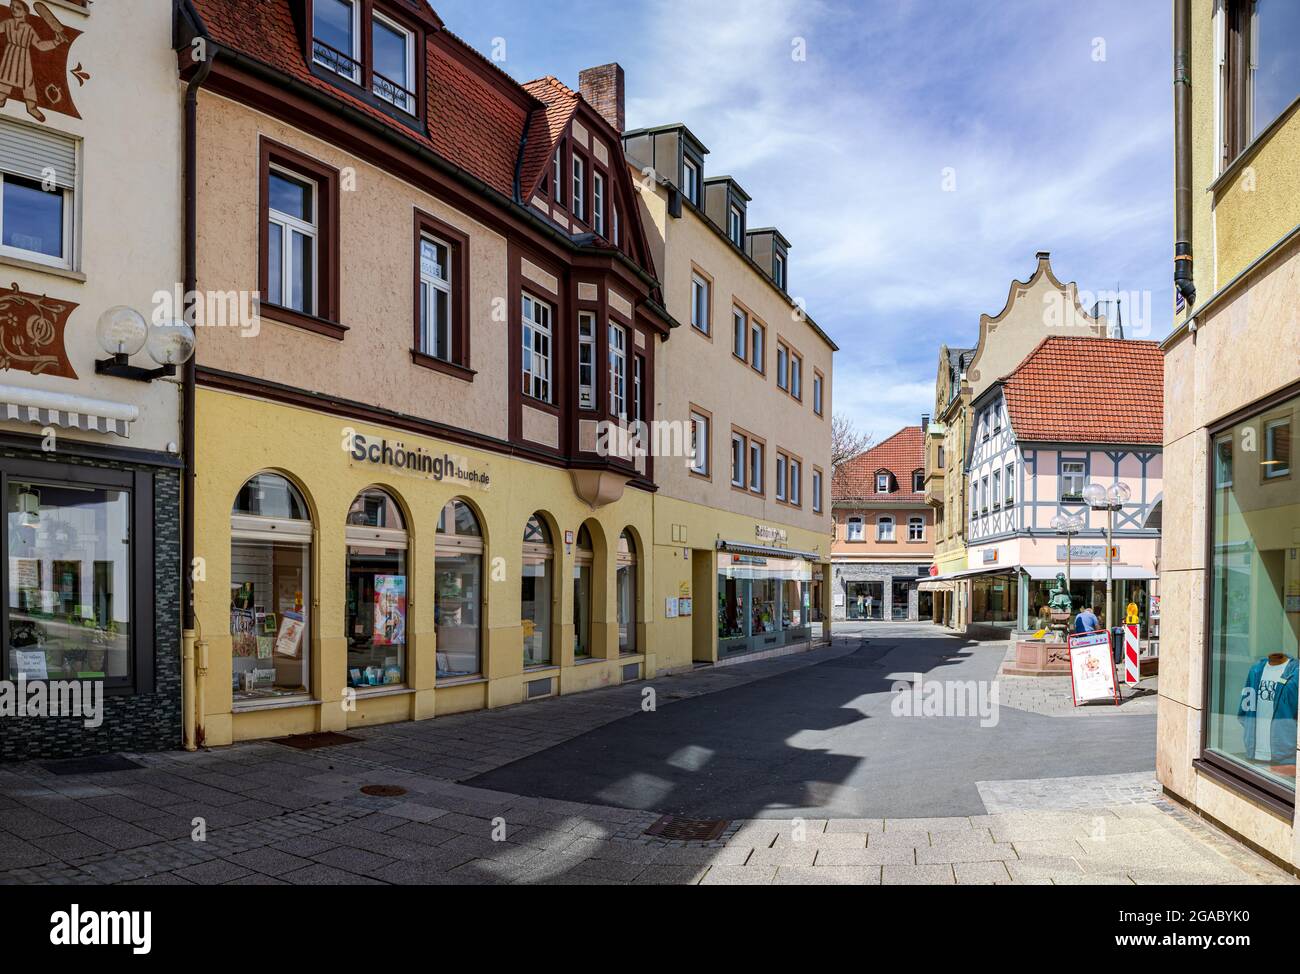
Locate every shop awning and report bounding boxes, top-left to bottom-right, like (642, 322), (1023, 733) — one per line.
(1023, 565), (1158, 581)
(717, 540), (820, 561)
(917, 579), (953, 592)
(926, 565), (1014, 582)
(0, 383), (138, 438)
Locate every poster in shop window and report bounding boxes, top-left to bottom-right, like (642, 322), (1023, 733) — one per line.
(1068, 629), (1119, 706)
(372, 575), (406, 646)
(274, 611), (305, 659)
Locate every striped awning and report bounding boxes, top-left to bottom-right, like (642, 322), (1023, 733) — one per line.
(0, 384), (139, 438)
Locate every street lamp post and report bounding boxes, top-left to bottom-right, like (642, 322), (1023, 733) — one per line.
(1083, 481), (1132, 629)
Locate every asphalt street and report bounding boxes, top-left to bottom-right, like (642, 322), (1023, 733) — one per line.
(469, 623), (1157, 819)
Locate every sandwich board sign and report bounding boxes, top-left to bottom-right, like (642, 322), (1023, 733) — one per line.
(1068, 629), (1119, 706)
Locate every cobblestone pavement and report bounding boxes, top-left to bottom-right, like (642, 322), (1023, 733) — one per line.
(0, 626), (1290, 885)
(996, 641), (1160, 717)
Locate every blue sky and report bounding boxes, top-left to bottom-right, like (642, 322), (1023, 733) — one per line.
(436, 0), (1174, 441)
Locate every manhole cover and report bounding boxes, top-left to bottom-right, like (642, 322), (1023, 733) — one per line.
(644, 815), (729, 842)
(274, 732), (363, 750)
(360, 785), (407, 797)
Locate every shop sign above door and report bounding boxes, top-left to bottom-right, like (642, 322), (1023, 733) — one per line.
(348, 432), (491, 488)
(755, 524), (787, 544)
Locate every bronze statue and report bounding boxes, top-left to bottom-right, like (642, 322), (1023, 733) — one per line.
(1047, 572), (1073, 614)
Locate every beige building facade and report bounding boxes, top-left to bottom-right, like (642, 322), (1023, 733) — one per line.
(623, 122), (836, 664)
(923, 253), (1108, 630)
(1158, 0), (1300, 874)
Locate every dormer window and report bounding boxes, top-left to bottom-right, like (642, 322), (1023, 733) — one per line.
(313, 0), (361, 83)
(372, 11), (416, 113)
(728, 204), (743, 246)
(876, 473), (891, 494)
(773, 251), (786, 290)
(683, 158), (699, 206)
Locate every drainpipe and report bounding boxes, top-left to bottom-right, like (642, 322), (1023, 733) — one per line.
(1173, 0), (1196, 308)
(181, 6), (215, 751)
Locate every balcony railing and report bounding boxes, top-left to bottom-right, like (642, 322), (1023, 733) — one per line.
(313, 38), (360, 83)
(373, 70), (416, 115)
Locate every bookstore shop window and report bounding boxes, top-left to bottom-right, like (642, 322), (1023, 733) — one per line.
(345, 488), (407, 690)
(230, 473), (312, 704)
(435, 498), (483, 679)
(1204, 390), (1298, 800)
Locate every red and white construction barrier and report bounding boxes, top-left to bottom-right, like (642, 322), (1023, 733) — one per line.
(1123, 624), (1140, 685)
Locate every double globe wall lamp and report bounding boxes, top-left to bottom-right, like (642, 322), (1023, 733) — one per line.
(1082, 480), (1132, 629)
(94, 306), (196, 382)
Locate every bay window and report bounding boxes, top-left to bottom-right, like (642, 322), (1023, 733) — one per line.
(577, 312), (596, 410)
(608, 323), (627, 418)
(593, 171), (605, 236)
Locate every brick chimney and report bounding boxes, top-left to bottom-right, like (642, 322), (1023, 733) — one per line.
(579, 63), (625, 134)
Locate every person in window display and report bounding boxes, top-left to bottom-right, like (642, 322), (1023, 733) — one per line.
(1238, 650), (1298, 773)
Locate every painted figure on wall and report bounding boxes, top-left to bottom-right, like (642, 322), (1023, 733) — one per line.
(0, 1), (84, 123)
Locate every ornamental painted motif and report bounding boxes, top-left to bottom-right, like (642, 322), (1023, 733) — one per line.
(0, 1), (88, 123)
(0, 281), (78, 378)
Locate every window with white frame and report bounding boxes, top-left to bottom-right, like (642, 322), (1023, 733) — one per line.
(612, 203), (620, 246)
(749, 440), (763, 494)
(572, 154), (585, 220)
(728, 203), (743, 245)
(877, 515), (895, 542)
(608, 323), (627, 417)
(813, 372), (823, 415)
(750, 320), (764, 371)
(732, 306), (746, 359)
(552, 146), (563, 204)
(418, 235), (451, 360)
(730, 432), (745, 487)
(682, 157), (699, 205)
(812, 468), (822, 513)
(690, 410), (709, 476)
(908, 516), (924, 541)
(577, 311), (596, 410)
(777, 344), (788, 389)
(992, 471), (1001, 508)
(521, 294), (552, 402)
(632, 356), (643, 426)
(312, 0), (360, 82)
(913, 470), (924, 493)
(776, 454), (787, 500)
(372, 11), (415, 112)
(593, 171), (605, 236)
(691, 273), (710, 334)
(1264, 417), (1291, 479)
(1004, 463), (1015, 505)
(1060, 460), (1086, 501)
(790, 352), (802, 399)
(789, 458), (801, 505)
(876, 472), (890, 494)
(773, 251), (786, 289)
(846, 516), (864, 542)
(267, 166), (318, 314)
(0, 121), (75, 268)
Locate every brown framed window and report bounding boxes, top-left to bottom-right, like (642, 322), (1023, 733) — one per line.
(310, 0), (425, 122)
(259, 140), (342, 339)
(749, 318), (765, 374)
(1221, 0), (1300, 167)
(412, 210), (472, 380)
(813, 369), (825, 415)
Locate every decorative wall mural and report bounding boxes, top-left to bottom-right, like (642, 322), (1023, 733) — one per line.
(0, 281), (78, 378)
(0, 1), (85, 123)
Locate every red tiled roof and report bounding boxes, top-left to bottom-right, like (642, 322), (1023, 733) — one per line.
(833, 426), (926, 503)
(519, 76), (579, 199)
(189, 0), (534, 199)
(1000, 337), (1163, 444)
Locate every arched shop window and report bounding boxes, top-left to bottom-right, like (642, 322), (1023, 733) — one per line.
(573, 525), (594, 660)
(230, 473), (312, 703)
(435, 498), (483, 679)
(345, 488), (407, 689)
(616, 529), (637, 656)
(521, 513), (553, 667)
